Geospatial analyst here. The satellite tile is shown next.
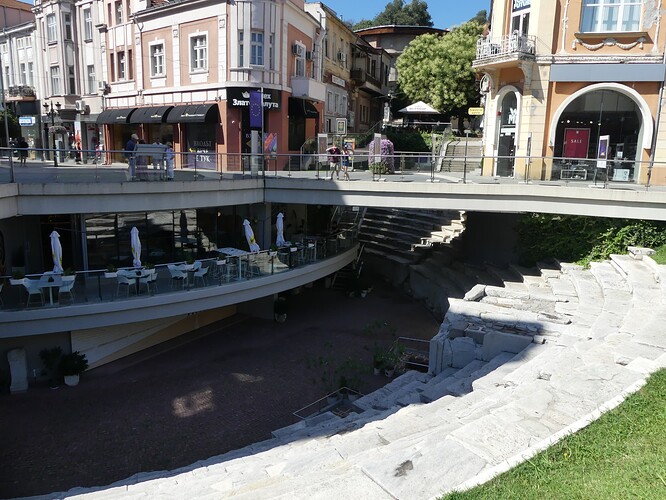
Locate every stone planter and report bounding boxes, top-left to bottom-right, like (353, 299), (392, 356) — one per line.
(64, 374), (80, 387)
(9, 278), (24, 285)
(104, 272), (117, 278)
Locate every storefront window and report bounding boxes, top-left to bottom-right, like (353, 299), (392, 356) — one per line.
(554, 89), (640, 181)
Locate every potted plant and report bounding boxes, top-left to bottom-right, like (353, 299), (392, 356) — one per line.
(384, 343), (405, 379)
(104, 264), (117, 278)
(39, 346), (63, 388)
(59, 351), (89, 387)
(372, 346), (386, 375)
(10, 270), (25, 285)
(269, 244), (278, 257)
(62, 268), (76, 283)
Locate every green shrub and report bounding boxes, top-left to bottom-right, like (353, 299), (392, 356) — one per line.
(369, 162), (390, 175)
(516, 214), (666, 266)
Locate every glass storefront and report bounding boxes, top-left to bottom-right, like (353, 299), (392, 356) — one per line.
(554, 89), (641, 182)
(84, 207), (248, 270)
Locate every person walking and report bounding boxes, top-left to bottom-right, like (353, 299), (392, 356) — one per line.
(18, 137), (29, 167)
(165, 142), (175, 181)
(326, 144), (341, 180)
(341, 145), (351, 181)
(125, 134), (138, 180)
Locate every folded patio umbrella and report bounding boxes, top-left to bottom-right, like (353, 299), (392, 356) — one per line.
(50, 231), (63, 274)
(243, 219), (260, 253)
(276, 212), (286, 247)
(131, 226), (142, 268)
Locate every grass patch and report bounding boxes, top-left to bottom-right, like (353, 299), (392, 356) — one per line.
(441, 369), (666, 500)
(652, 244), (666, 265)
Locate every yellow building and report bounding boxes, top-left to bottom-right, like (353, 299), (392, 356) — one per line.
(474, 0), (666, 186)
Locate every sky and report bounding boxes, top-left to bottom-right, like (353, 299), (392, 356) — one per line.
(312, 0), (491, 30)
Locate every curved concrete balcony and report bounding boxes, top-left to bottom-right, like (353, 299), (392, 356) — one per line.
(0, 243), (359, 339)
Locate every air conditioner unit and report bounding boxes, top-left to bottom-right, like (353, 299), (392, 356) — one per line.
(292, 44), (304, 57)
(97, 81), (109, 95)
(306, 51), (313, 61)
(75, 100), (86, 112)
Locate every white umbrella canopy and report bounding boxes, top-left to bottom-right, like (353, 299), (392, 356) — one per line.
(243, 219), (260, 253)
(50, 231), (63, 274)
(276, 212), (286, 247)
(398, 101), (439, 114)
(130, 226), (142, 268)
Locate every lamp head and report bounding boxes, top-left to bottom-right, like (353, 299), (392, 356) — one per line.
(55, 102), (61, 111)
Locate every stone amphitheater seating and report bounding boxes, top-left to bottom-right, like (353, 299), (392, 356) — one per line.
(47, 250), (666, 500)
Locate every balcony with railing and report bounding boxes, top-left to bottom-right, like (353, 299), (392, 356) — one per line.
(473, 33), (536, 68)
(5, 85), (36, 100)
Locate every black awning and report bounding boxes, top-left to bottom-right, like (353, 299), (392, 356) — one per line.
(288, 97), (319, 118)
(166, 103), (219, 123)
(129, 106), (174, 124)
(16, 101), (38, 115)
(97, 108), (137, 124)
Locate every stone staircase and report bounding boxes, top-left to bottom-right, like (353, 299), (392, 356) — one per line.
(44, 249), (666, 500)
(359, 208), (466, 261)
(439, 137), (483, 173)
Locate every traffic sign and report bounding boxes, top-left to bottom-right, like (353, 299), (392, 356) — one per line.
(468, 107), (484, 116)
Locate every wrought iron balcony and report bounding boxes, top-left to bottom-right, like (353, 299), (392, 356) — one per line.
(474, 33), (536, 65)
(7, 85), (36, 98)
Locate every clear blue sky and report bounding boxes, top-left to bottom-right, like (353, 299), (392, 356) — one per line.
(312, 0), (490, 30)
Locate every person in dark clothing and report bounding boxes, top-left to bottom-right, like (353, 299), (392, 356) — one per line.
(18, 137), (29, 167)
(125, 134), (138, 179)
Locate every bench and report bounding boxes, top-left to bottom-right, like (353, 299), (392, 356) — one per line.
(133, 144), (168, 180)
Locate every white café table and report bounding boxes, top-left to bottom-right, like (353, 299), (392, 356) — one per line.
(217, 248), (250, 281)
(38, 275), (64, 305)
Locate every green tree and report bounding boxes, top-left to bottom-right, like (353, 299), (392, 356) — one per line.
(396, 20), (483, 115)
(372, 0), (432, 27)
(0, 110), (20, 147)
(351, 19), (375, 31)
(470, 10), (488, 24)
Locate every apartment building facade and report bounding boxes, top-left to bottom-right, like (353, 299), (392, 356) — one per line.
(474, 0), (666, 185)
(90, 0), (326, 168)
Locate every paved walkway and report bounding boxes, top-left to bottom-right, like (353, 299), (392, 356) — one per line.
(13, 251), (664, 500)
(0, 284), (439, 499)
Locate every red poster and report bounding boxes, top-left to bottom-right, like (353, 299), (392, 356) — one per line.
(563, 128), (590, 159)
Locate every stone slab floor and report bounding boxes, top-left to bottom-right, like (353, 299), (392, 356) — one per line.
(0, 282), (439, 499)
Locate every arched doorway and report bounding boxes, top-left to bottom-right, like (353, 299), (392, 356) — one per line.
(495, 91), (518, 177)
(553, 88), (642, 182)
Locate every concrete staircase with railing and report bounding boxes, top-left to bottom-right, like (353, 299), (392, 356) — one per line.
(438, 137), (483, 173)
(44, 248), (666, 500)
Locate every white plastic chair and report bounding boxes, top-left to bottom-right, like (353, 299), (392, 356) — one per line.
(168, 264), (187, 289)
(58, 276), (76, 303)
(116, 272), (137, 297)
(140, 268), (158, 294)
(23, 279), (44, 307)
(192, 265), (209, 287)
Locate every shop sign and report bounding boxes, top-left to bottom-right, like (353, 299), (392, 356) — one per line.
(18, 116), (35, 126)
(513, 0), (530, 12)
(228, 88), (281, 110)
(331, 75), (346, 88)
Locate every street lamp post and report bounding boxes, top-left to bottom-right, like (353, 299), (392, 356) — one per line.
(43, 101), (61, 168)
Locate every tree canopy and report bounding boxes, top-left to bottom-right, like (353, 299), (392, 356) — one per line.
(396, 20), (483, 115)
(351, 0), (432, 30)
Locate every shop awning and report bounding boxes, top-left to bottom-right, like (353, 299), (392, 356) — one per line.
(288, 97), (319, 118)
(97, 107), (137, 124)
(129, 106), (174, 123)
(166, 103), (219, 123)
